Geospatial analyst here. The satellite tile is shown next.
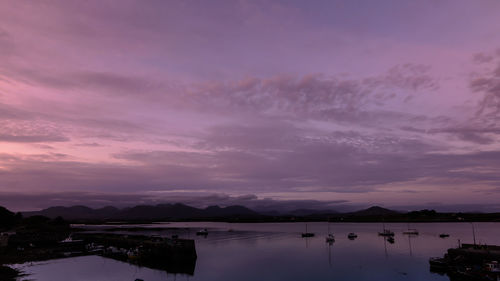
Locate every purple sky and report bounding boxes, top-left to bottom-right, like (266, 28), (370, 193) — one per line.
(1, 1), (500, 212)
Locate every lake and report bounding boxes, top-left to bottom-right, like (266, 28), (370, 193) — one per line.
(10, 222), (500, 281)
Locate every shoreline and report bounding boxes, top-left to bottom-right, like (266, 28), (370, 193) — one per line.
(76, 220), (500, 226)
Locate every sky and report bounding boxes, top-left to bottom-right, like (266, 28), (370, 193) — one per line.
(1, 0), (500, 212)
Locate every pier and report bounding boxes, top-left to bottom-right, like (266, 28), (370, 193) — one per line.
(430, 243), (500, 280)
(0, 231), (197, 276)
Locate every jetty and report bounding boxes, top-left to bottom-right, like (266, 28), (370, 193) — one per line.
(430, 243), (500, 280)
(77, 233), (197, 274)
(0, 231), (197, 275)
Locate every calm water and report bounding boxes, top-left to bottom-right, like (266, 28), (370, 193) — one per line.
(11, 222), (500, 281)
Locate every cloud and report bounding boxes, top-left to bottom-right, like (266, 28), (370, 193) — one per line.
(0, 134), (68, 143)
(3, 188), (500, 213)
(74, 142), (103, 147)
(1, 1), (499, 212)
(0, 103), (34, 120)
(179, 67), (439, 122)
(0, 190), (353, 212)
(429, 126), (499, 145)
(473, 52), (494, 64)
(0, 66), (163, 97)
(380, 63), (439, 91)
(0, 120), (69, 143)
(107, 122), (500, 193)
(470, 62), (500, 117)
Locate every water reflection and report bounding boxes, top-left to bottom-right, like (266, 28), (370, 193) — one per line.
(11, 222), (500, 281)
(326, 241), (333, 267)
(407, 233), (416, 256)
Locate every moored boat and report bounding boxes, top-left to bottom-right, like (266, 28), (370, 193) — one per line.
(403, 229), (419, 235)
(325, 222), (334, 243)
(325, 234), (335, 243)
(347, 232), (358, 239)
(379, 222), (394, 237)
(301, 224), (315, 238)
(196, 229), (208, 236)
(379, 229), (395, 236)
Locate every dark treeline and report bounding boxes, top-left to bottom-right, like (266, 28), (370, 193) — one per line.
(0, 207), (22, 230)
(0, 207), (72, 281)
(1, 206), (70, 232)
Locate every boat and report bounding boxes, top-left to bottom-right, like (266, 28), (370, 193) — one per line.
(378, 229), (395, 237)
(430, 245), (500, 280)
(60, 234), (83, 244)
(403, 223), (419, 235)
(439, 233), (450, 238)
(428, 257), (448, 270)
(127, 248), (140, 259)
(60, 236), (74, 243)
(325, 234), (335, 243)
(347, 232), (358, 239)
(378, 222), (395, 236)
(85, 243), (104, 254)
(196, 228), (208, 236)
(387, 236), (395, 243)
(403, 229), (419, 235)
(485, 261), (500, 273)
(301, 224), (315, 238)
(325, 222), (335, 243)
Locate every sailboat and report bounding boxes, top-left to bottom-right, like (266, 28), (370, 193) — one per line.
(403, 222), (419, 235)
(347, 232), (358, 239)
(378, 222), (394, 236)
(301, 223), (315, 237)
(325, 222), (334, 243)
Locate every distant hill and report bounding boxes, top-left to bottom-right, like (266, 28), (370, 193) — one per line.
(287, 209), (338, 216)
(0, 206), (14, 219)
(23, 205), (120, 220)
(349, 206), (400, 216)
(0, 206), (20, 229)
(23, 203), (259, 221)
(22, 204), (402, 221)
(15, 203), (500, 222)
(116, 203), (203, 220)
(203, 205), (258, 217)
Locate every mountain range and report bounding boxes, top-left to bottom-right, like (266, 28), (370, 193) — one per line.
(21, 204), (398, 221)
(22, 203), (260, 220)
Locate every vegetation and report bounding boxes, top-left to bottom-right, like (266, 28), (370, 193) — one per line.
(0, 207), (72, 279)
(0, 206), (22, 231)
(0, 265), (20, 281)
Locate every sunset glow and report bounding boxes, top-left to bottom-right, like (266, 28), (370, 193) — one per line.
(1, 1), (500, 211)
